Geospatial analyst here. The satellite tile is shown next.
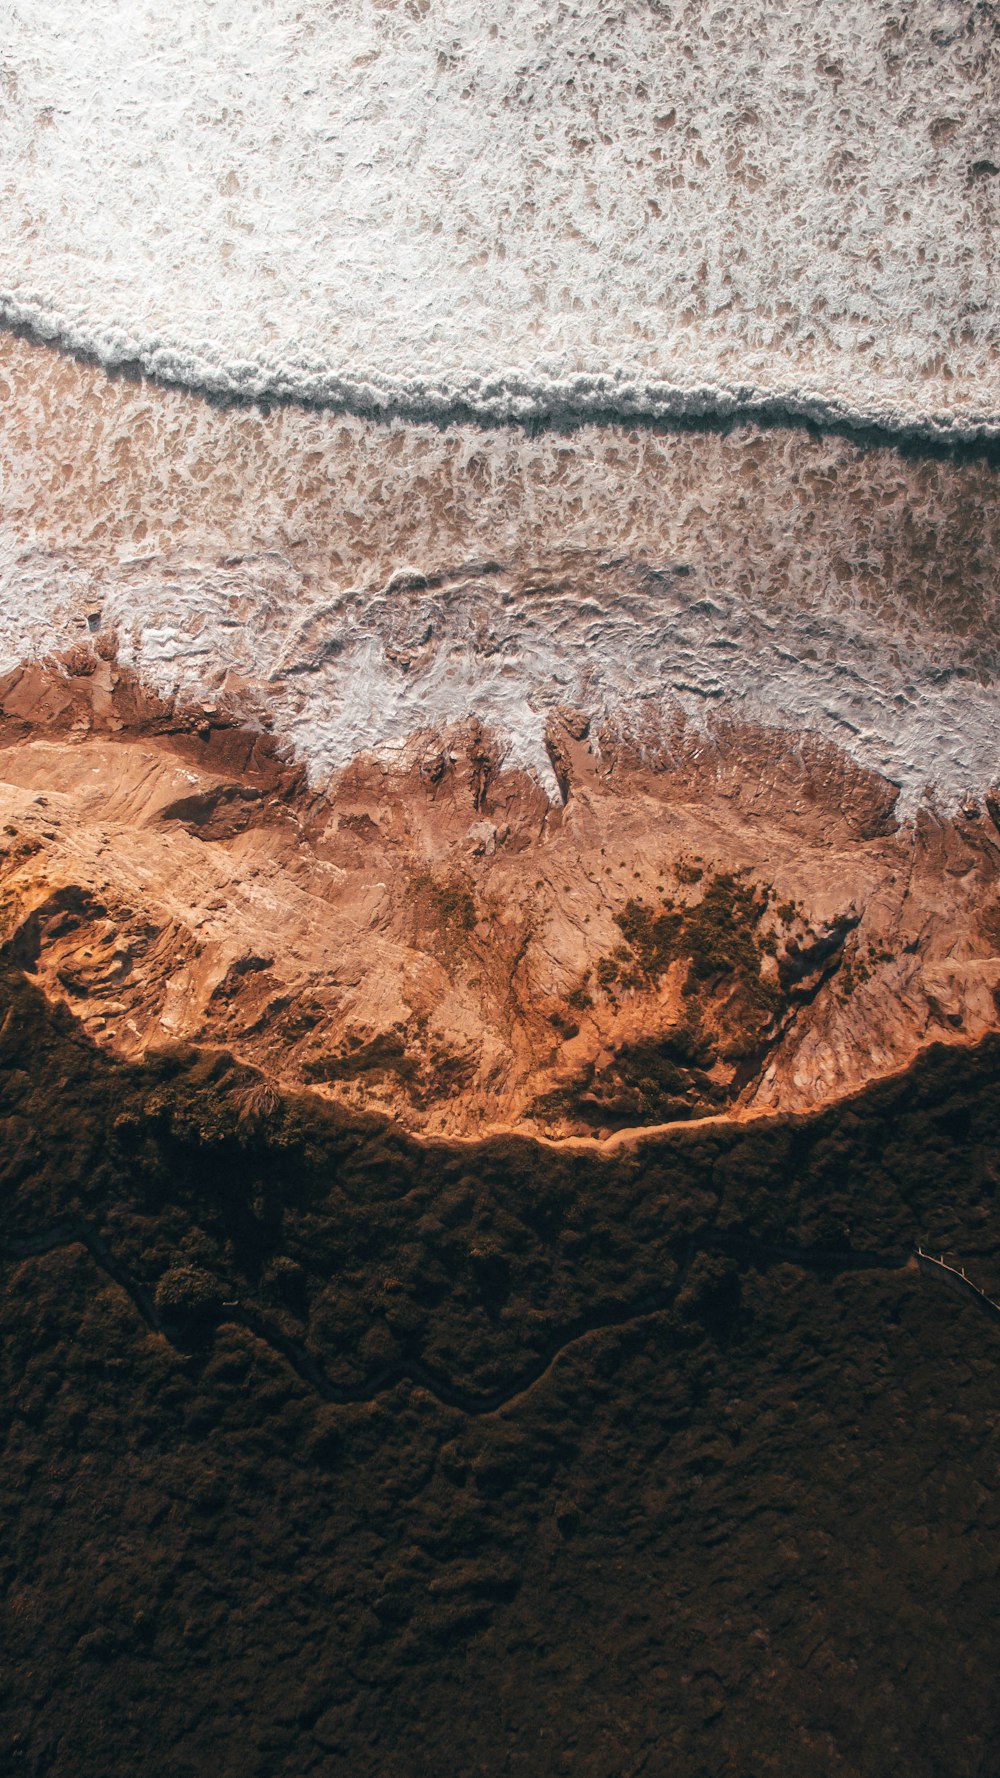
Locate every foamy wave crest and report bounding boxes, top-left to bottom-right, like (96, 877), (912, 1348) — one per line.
(2, 290), (999, 442)
(3, 538), (999, 813)
(5, 291), (996, 440)
(1, 0), (997, 440)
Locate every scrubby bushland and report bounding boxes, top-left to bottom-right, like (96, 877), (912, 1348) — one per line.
(1, 962), (999, 1778)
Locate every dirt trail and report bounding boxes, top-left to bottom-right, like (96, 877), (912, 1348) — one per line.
(4, 1221), (936, 1416)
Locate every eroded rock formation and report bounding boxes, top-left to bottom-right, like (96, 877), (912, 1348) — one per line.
(2, 646), (998, 1140)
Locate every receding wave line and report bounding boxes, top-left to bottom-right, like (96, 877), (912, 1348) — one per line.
(3, 297), (998, 448)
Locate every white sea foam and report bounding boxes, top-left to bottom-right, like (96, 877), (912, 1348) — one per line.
(3, 535), (998, 813)
(1, 0), (998, 437)
(1, 0), (997, 816)
(1, 334), (998, 812)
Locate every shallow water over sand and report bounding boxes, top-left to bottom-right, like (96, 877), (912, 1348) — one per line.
(2, 335), (999, 808)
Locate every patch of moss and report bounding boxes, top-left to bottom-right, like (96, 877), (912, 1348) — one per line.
(839, 939), (876, 1001)
(412, 873), (478, 936)
(614, 900), (685, 980)
(433, 881), (477, 932)
(596, 956), (621, 990)
(674, 859), (704, 885)
(867, 941), (896, 965)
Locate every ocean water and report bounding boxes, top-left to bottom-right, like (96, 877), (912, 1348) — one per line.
(0, 4), (998, 808)
(1, 0), (998, 435)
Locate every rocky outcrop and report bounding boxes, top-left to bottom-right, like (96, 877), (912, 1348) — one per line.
(2, 652), (998, 1138)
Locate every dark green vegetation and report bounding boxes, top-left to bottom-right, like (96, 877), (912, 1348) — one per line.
(1, 962), (999, 1778)
(537, 1023), (727, 1129)
(597, 873), (781, 1015)
(303, 1032), (419, 1088)
(545, 874), (791, 1127)
(410, 872), (478, 942)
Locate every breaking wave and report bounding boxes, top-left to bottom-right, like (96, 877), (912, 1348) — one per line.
(1, 0), (998, 441)
(5, 539), (1000, 812)
(2, 293), (999, 444)
(2, 327), (999, 811)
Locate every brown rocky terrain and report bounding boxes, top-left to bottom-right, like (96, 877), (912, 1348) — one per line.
(2, 636), (999, 1778)
(1, 643), (998, 1140)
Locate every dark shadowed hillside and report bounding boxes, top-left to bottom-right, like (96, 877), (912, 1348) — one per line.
(1, 964), (999, 1778)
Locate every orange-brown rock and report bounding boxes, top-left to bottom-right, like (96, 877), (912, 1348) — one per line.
(1, 652), (999, 1139)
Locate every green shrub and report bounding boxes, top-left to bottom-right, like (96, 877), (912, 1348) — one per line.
(154, 1265), (222, 1318)
(597, 872), (773, 1003)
